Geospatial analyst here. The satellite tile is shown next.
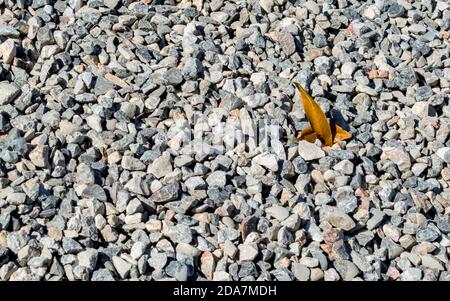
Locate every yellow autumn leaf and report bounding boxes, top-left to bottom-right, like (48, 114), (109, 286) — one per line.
(331, 123), (352, 143)
(298, 126), (317, 144)
(293, 82), (351, 146)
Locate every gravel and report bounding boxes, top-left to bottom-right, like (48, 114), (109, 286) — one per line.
(0, 0), (449, 282)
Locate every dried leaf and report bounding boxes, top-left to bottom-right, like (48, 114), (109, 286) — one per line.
(294, 82), (351, 146)
(298, 126), (318, 143)
(294, 82), (332, 146)
(331, 124), (352, 143)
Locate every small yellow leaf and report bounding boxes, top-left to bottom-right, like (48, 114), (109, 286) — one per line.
(298, 126), (318, 143)
(294, 82), (333, 146)
(293, 82), (352, 146)
(331, 124), (352, 143)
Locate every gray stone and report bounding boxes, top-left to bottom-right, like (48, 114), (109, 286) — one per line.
(0, 25), (19, 37)
(437, 218), (450, 233)
(206, 170), (227, 187)
(92, 269), (115, 281)
(6, 232), (28, 253)
(149, 182), (179, 203)
(185, 176), (207, 190)
(416, 227), (440, 242)
(388, 3), (405, 17)
(0, 82), (20, 105)
(130, 241), (147, 260)
(253, 153), (279, 172)
(324, 207), (356, 231)
(366, 209), (385, 230)
(217, 228), (240, 243)
(121, 156), (146, 171)
(166, 68), (183, 85)
(437, 147), (450, 163)
(148, 253), (168, 270)
(82, 184), (107, 201)
(334, 260), (359, 281)
(148, 152), (172, 179)
(94, 77), (115, 96)
(165, 261), (188, 281)
(167, 224), (193, 244)
(6, 193), (27, 205)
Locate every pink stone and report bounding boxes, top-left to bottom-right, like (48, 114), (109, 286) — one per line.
(381, 143), (411, 171)
(0, 39), (16, 64)
(200, 251), (216, 280)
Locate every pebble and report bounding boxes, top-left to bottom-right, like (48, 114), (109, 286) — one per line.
(167, 224), (193, 244)
(148, 152), (172, 179)
(165, 261), (188, 281)
(276, 30), (296, 56)
(334, 260), (360, 281)
(29, 145), (50, 168)
(206, 171), (227, 187)
(149, 183), (179, 203)
(92, 269), (115, 281)
(200, 252), (216, 280)
(253, 153), (279, 172)
(77, 249), (98, 270)
(401, 268), (422, 281)
(324, 207), (356, 231)
(388, 3), (405, 18)
(112, 256), (132, 279)
(238, 245), (259, 261)
(0, 82), (20, 105)
(130, 242), (147, 260)
(0, 39), (16, 64)
(437, 147), (450, 163)
(121, 156), (146, 171)
(148, 253), (168, 271)
(0, 0), (448, 283)
(297, 141), (325, 161)
(185, 176), (207, 191)
(291, 262), (310, 281)
(266, 205), (290, 222)
(381, 143), (411, 172)
(416, 227), (440, 242)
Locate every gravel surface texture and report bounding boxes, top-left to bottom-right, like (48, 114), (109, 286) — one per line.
(0, 0), (450, 281)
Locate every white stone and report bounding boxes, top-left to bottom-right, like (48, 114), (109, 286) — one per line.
(213, 271), (232, 281)
(362, 5), (380, 19)
(259, 0), (274, 13)
(253, 153), (279, 172)
(86, 114), (102, 132)
(341, 62), (357, 78)
(297, 141), (325, 161)
(437, 147), (450, 163)
(266, 205), (289, 221)
(147, 152), (173, 179)
(112, 256), (132, 279)
(238, 244), (259, 261)
(411, 101), (435, 118)
(77, 249), (98, 270)
(130, 242), (147, 260)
